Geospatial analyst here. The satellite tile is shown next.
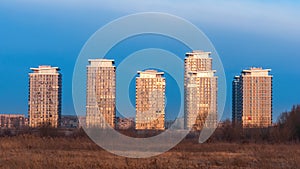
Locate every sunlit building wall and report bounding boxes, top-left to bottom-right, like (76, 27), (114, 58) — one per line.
(86, 59), (116, 128)
(233, 67), (273, 128)
(28, 65), (62, 128)
(135, 70), (165, 130)
(184, 51), (218, 130)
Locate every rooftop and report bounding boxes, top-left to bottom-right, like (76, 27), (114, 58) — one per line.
(88, 59), (115, 67)
(185, 50), (211, 58)
(137, 69), (164, 78)
(30, 65), (60, 74)
(242, 67), (272, 76)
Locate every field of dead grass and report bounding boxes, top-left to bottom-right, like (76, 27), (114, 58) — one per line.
(0, 135), (299, 169)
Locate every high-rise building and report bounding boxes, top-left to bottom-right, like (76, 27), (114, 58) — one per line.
(86, 59), (116, 128)
(184, 51), (218, 130)
(232, 67), (272, 128)
(28, 65), (62, 128)
(135, 70), (165, 130)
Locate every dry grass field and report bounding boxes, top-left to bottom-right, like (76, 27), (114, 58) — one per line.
(0, 135), (299, 169)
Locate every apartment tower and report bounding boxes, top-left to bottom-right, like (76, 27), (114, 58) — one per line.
(28, 65), (62, 128)
(135, 70), (165, 130)
(184, 51), (218, 130)
(86, 59), (116, 128)
(232, 67), (272, 128)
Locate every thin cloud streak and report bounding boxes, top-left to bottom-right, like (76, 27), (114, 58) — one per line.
(88, 0), (300, 40)
(3, 0), (300, 39)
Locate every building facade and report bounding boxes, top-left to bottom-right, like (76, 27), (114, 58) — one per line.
(0, 114), (26, 129)
(135, 70), (165, 130)
(184, 51), (218, 130)
(86, 59), (116, 128)
(78, 116), (86, 128)
(28, 65), (62, 128)
(232, 67), (272, 128)
(232, 76), (242, 125)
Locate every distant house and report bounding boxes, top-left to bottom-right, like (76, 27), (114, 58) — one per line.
(0, 114), (26, 129)
(60, 115), (79, 128)
(116, 117), (135, 130)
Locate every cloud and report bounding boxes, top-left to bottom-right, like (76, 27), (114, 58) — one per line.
(2, 0), (300, 39)
(89, 0), (300, 40)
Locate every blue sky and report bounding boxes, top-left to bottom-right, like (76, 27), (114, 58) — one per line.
(0, 0), (300, 121)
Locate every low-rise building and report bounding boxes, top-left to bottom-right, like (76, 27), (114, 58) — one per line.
(0, 114), (26, 129)
(116, 117), (135, 130)
(61, 115), (79, 128)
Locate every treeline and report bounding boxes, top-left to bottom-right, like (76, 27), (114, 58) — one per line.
(1, 105), (300, 144)
(0, 127), (88, 138)
(209, 105), (300, 143)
